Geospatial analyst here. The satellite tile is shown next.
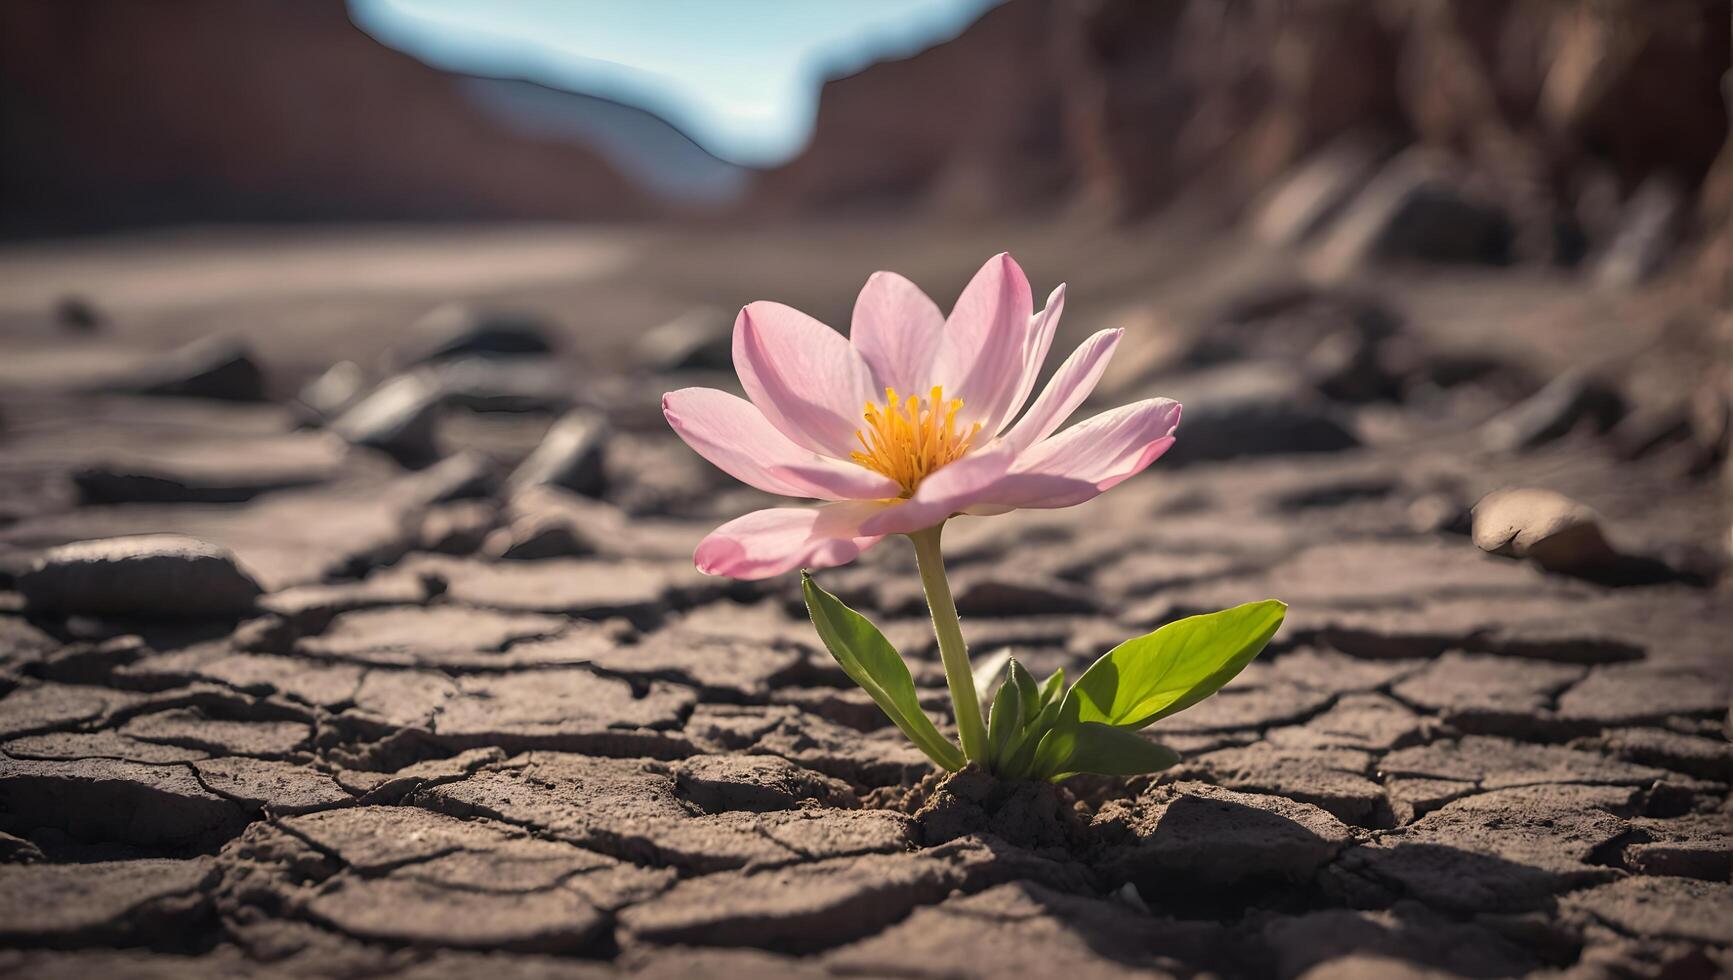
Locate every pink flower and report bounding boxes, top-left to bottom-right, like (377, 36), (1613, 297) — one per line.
(663, 253), (1182, 580)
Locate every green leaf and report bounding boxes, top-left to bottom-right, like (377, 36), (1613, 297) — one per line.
(1009, 661), (1041, 728)
(1037, 667), (1065, 710)
(803, 573), (965, 771)
(986, 661), (1025, 763)
(972, 648), (1012, 707)
(1045, 723), (1179, 779)
(1067, 600), (1286, 729)
(999, 698), (1060, 780)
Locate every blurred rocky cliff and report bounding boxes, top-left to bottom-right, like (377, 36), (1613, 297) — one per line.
(0, 0), (700, 232)
(3, 0), (1727, 290)
(756, 0), (1729, 288)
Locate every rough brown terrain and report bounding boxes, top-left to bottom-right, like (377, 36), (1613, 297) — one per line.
(0, 204), (1727, 978)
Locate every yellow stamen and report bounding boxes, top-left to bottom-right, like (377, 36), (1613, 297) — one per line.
(851, 386), (981, 496)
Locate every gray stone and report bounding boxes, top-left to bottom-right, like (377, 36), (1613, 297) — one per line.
(634, 307), (732, 371)
(102, 336), (266, 401)
(1472, 488), (1622, 577)
(296, 360), (367, 421)
(19, 535), (262, 618)
(508, 410), (609, 498)
(331, 374), (443, 463)
(1158, 363), (1359, 463)
(71, 433), (346, 505)
(396, 304), (555, 365)
(1480, 372), (1626, 452)
(1310, 151), (1512, 275)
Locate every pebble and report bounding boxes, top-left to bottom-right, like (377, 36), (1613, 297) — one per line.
(104, 336), (266, 401)
(397, 303), (555, 365)
(508, 409), (610, 498)
(18, 535), (263, 618)
(1472, 488), (1618, 576)
(331, 374), (444, 463)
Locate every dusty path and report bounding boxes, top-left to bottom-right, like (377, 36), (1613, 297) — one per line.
(0, 222), (1727, 978)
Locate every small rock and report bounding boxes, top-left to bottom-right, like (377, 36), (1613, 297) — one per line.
(402, 450), (500, 506)
(481, 515), (595, 561)
(1310, 151), (1513, 277)
(1301, 330), (1401, 403)
(19, 535), (262, 618)
(1251, 136), (1388, 246)
(508, 410), (609, 498)
(1471, 488), (1607, 567)
(1595, 176), (1685, 288)
(1610, 396), (1694, 460)
(104, 336), (267, 401)
(295, 360), (367, 422)
(418, 500), (499, 555)
(1471, 488), (1657, 582)
(1480, 372), (1626, 452)
(54, 294), (103, 332)
(331, 374), (443, 463)
(397, 304), (555, 365)
(634, 307), (734, 371)
(426, 356), (573, 414)
(1158, 363), (1359, 463)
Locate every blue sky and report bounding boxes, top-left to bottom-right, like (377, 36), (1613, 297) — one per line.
(349, 0), (1002, 167)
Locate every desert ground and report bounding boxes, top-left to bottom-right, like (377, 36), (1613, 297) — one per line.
(0, 215), (1727, 978)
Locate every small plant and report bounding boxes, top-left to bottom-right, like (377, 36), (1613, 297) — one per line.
(665, 254), (1284, 780)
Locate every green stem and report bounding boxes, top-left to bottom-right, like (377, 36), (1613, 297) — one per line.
(910, 523), (988, 763)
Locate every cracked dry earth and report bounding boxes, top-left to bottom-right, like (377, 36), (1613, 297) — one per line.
(0, 226), (1729, 979)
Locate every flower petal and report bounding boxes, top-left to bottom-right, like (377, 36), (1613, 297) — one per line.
(998, 283), (1066, 435)
(966, 398), (1182, 511)
(851, 271), (943, 395)
(857, 444), (1017, 536)
(931, 253), (1034, 432)
(694, 502), (887, 580)
(664, 388), (901, 500)
(1001, 327), (1121, 453)
(734, 301), (876, 456)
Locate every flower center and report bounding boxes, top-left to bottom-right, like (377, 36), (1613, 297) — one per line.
(851, 386), (981, 497)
